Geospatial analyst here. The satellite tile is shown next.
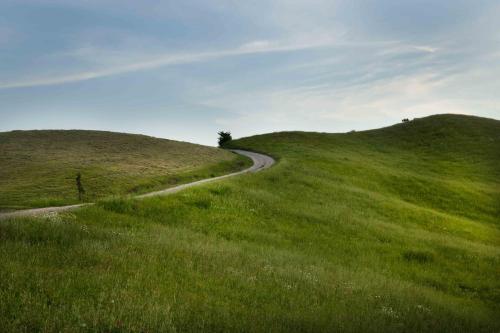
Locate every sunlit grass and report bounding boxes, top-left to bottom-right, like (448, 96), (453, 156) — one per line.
(0, 114), (499, 332)
(0, 130), (250, 210)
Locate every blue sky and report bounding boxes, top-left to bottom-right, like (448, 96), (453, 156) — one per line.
(1, 0), (499, 145)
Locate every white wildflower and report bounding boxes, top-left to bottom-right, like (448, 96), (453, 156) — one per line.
(416, 305), (431, 313)
(381, 306), (399, 318)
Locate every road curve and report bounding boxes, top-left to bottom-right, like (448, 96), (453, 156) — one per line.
(0, 149), (274, 220)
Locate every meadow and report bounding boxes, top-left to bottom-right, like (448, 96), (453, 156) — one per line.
(0, 130), (250, 210)
(0, 114), (499, 332)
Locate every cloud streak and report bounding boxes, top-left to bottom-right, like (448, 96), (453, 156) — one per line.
(0, 38), (336, 90)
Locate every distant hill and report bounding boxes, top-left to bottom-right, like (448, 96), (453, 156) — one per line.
(0, 130), (248, 210)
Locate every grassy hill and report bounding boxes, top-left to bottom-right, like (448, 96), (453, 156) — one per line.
(0, 114), (499, 332)
(0, 130), (250, 210)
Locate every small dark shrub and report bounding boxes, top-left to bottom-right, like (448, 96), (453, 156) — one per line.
(191, 199), (211, 209)
(218, 131), (232, 147)
(403, 250), (434, 263)
(168, 177), (180, 185)
(76, 173), (85, 201)
(209, 186), (231, 196)
(402, 118), (410, 123)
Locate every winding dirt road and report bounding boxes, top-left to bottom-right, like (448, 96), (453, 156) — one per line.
(0, 149), (274, 220)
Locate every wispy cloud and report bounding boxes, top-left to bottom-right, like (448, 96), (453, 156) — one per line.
(0, 38), (336, 90)
(412, 45), (439, 53)
(206, 61), (496, 137)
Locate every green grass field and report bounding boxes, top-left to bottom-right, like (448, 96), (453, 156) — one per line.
(0, 130), (250, 210)
(0, 114), (499, 332)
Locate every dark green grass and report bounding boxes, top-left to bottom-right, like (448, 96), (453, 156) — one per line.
(1, 114), (499, 332)
(0, 130), (250, 210)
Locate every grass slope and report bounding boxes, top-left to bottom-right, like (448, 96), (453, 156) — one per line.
(1, 114), (499, 332)
(0, 130), (250, 210)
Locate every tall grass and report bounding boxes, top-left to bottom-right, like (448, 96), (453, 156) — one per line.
(1, 114), (499, 332)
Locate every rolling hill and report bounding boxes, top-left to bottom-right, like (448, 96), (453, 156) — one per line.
(0, 114), (498, 332)
(0, 130), (250, 210)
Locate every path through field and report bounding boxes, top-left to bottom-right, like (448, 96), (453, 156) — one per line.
(0, 149), (274, 220)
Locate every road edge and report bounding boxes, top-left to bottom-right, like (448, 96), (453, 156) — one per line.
(0, 150), (274, 220)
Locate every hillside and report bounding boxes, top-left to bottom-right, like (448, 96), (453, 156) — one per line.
(1, 114), (499, 332)
(0, 130), (250, 210)
(231, 114), (500, 225)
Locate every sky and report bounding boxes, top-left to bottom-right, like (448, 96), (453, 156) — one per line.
(1, 0), (499, 146)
